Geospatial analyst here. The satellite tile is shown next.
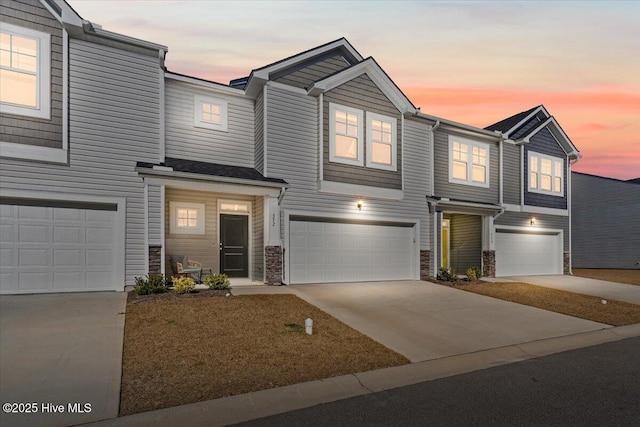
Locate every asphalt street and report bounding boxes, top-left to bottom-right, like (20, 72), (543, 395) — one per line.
(235, 337), (640, 427)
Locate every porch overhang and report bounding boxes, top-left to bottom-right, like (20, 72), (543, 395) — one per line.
(426, 196), (504, 216)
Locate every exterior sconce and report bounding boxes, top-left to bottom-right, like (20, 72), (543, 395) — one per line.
(530, 217), (536, 226)
(357, 199), (363, 211)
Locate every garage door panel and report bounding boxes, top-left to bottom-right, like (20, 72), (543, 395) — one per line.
(54, 208), (81, 221)
(289, 220), (415, 284)
(19, 224), (50, 243)
(19, 272), (50, 290)
(54, 249), (82, 266)
(54, 226), (82, 243)
(495, 230), (561, 276)
(19, 205), (51, 220)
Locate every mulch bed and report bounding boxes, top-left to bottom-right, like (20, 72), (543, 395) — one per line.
(120, 291), (409, 416)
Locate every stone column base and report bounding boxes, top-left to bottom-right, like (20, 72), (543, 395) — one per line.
(564, 252), (571, 275)
(420, 250), (431, 280)
(483, 250), (496, 278)
(149, 245), (162, 274)
(265, 246), (283, 286)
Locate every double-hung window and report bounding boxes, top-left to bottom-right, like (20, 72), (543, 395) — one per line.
(170, 202), (205, 235)
(329, 103), (364, 166)
(194, 95), (228, 131)
(366, 112), (397, 171)
(528, 151), (563, 196)
(448, 136), (489, 187)
(0, 23), (50, 119)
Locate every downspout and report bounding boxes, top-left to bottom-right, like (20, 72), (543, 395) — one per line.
(428, 121), (440, 277)
(568, 156), (580, 275)
(426, 196), (439, 277)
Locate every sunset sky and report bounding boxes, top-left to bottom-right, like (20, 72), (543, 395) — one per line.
(69, 0), (639, 180)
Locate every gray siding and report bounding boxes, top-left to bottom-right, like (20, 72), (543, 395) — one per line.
(323, 74), (402, 190)
(265, 86), (431, 253)
(148, 183), (162, 243)
(433, 130), (499, 204)
(254, 89), (264, 174)
(503, 142), (521, 205)
(447, 214), (482, 274)
(164, 80), (255, 168)
(274, 53), (350, 89)
(572, 173), (640, 268)
(524, 127), (568, 209)
(253, 195), (264, 281)
(496, 211), (569, 251)
(0, 0), (63, 149)
(0, 37), (161, 285)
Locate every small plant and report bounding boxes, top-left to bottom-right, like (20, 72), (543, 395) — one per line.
(134, 274), (167, 295)
(204, 273), (231, 290)
(172, 276), (196, 294)
(466, 266), (483, 281)
(438, 267), (458, 282)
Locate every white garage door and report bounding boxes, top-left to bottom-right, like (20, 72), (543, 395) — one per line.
(495, 229), (562, 276)
(288, 219), (416, 284)
(0, 203), (121, 294)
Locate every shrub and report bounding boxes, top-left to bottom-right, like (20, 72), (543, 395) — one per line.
(466, 266), (483, 281)
(204, 273), (231, 290)
(134, 274), (167, 295)
(172, 276), (196, 294)
(438, 267), (458, 282)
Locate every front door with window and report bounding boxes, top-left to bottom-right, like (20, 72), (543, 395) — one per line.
(220, 214), (248, 277)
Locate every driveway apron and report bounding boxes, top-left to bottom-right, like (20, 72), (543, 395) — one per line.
(0, 291), (127, 427)
(290, 281), (609, 363)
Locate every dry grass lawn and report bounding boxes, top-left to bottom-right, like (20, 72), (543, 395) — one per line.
(572, 269), (640, 286)
(120, 293), (409, 416)
(457, 282), (640, 327)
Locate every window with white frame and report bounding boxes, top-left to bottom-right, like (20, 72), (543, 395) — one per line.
(366, 112), (397, 171)
(448, 136), (490, 187)
(329, 102), (363, 166)
(528, 151), (564, 196)
(194, 95), (228, 131)
(0, 23), (50, 119)
(170, 202), (205, 235)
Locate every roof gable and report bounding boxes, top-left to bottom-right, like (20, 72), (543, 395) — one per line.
(485, 105), (544, 136)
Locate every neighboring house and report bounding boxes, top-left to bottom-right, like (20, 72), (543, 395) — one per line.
(571, 172), (640, 269)
(0, 0), (584, 294)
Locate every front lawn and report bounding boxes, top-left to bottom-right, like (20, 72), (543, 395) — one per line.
(120, 292), (409, 416)
(572, 269), (640, 286)
(456, 282), (640, 326)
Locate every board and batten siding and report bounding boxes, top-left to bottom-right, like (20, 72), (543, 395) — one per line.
(433, 130), (499, 204)
(495, 211), (569, 251)
(0, 0), (63, 149)
(0, 37), (161, 285)
(265, 85), (431, 250)
(164, 80), (255, 168)
(254, 89), (265, 174)
(323, 74), (402, 190)
(524, 127), (568, 210)
(503, 142), (521, 205)
(446, 214), (482, 274)
(571, 173), (640, 269)
(273, 53), (351, 89)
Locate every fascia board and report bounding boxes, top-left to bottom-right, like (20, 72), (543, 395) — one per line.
(165, 72), (247, 98)
(42, 0), (83, 28)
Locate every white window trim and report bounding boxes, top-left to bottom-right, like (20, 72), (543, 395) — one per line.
(169, 201), (205, 235)
(528, 151), (564, 197)
(448, 135), (490, 188)
(0, 23), (51, 120)
(329, 102), (363, 167)
(194, 95), (228, 131)
(366, 112), (397, 171)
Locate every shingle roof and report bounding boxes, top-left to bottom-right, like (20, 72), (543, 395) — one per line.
(484, 106), (540, 133)
(136, 157), (287, 185)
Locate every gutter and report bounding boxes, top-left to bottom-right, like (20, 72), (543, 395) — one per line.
(83, 21), (168, 52)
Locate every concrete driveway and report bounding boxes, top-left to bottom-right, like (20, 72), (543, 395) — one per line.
(289, 281), (609, 363)
(491, 275), (640, 305)
(0, 292), (127, 427)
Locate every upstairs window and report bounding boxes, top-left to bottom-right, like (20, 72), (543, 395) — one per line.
(170, 202), (205, 235)
(366, 112), (397, 171)
(529, 151), (563, 196)
(194, 95), (228, 131)
(448, 136), (490, 188)
(329, 103), (363, 166)
(0, 23), (50, 119)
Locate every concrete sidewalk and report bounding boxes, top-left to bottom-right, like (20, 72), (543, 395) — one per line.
(82, 324), (640, 427)
(487, 275), (640, 305)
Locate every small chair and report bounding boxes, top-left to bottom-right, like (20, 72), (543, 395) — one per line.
(176, 261), (203, 282)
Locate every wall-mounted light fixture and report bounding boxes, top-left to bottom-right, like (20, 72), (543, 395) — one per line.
(530, 217), (536, 226)
(357, 199), (363, 211)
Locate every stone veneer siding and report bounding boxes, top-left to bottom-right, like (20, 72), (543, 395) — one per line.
(149, 245), (162, 274)
(265, 246), (283, 285)
(420, 250), (431, 280)
(483, 250), (496, 278)
(564, 252), (571, 275)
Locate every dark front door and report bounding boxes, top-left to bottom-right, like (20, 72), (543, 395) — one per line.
(220, 214), (249, 277)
